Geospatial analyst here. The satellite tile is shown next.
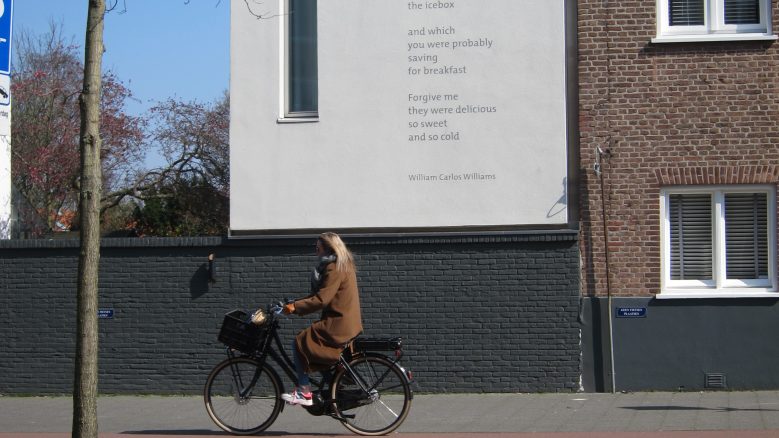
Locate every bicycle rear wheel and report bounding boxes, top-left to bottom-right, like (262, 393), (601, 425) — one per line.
(331, 354), (412, 436)
(204, 357), (282, 435)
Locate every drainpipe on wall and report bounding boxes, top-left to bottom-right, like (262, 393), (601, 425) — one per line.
(594, 146), (615, 394)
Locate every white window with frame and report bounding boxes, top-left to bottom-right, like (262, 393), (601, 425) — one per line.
(659, 185), (778, 298)
(653, 0), (777, 42)
(279, 0), (318, 121)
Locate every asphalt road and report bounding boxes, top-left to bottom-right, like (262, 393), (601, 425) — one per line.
(3, 391), (779, 437)
(3, 432), (779, 438)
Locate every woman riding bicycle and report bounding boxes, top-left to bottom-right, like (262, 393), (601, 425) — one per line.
(281, 232), (363, 406)
(206, 233), (411, 434)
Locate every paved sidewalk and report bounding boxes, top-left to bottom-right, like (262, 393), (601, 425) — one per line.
(1, 391), (779, 435)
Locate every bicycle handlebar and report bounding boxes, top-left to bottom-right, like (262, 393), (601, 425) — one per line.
(266, 298), (295, 317)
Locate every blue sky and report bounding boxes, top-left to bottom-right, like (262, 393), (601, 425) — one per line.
(12, 0), (230, 116)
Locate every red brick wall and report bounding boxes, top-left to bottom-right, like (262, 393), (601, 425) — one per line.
(578, 0), (779, 297)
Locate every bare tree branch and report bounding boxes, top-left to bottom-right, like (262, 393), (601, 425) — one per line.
(106, 1), (127, 14)
(242, 0), (280, 19)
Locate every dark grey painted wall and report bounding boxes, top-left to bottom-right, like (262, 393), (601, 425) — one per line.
(581, 297), (779, 392)
(0, 232), (581, 394)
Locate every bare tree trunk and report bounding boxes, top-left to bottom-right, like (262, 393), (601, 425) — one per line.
(73, 1), (106, 437)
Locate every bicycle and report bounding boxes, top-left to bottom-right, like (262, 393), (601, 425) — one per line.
(204, 302), (414, 436)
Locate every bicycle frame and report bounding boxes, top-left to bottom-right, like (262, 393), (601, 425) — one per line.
(206, 307), (414, 435)
(223, 313), (404, 419)
(225, 318), (323, 396)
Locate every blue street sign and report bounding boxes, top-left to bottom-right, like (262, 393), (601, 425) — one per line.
(616, 307), (647, 318)
(0, 0), (12, 74)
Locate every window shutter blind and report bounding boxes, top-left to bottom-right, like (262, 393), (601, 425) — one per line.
(669, 0), (705, 26)
(725, 193), (768, 279)
(724, 0), (760, 24)
(670, 194), (713, 280)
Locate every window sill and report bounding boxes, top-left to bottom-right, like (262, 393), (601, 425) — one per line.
(652, 34), (778, 43)
(277, 116), (319, 124)
(657, 290), (779, 299)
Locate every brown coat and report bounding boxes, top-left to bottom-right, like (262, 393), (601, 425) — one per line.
(294, 263), (362, 372)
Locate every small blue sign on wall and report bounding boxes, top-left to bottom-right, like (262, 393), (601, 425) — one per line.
(616, 307), (646, 318)
(98, 309), (115, 319)
(0, 0), (13, 74)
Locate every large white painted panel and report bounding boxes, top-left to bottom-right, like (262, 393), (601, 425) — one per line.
(230, 0), (571, 234)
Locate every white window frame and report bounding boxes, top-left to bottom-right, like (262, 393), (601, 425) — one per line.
(653, 0), (777, 43)
(278, 0), (319, 123)
(659, 185), (778, 299)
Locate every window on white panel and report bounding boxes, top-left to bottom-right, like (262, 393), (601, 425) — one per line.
(660, 186), (777, 297)
(284, 0), (318, 118)
(655, 0), (775, 42)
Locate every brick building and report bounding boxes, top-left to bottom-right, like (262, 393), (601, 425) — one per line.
(578, 0), (779, 391)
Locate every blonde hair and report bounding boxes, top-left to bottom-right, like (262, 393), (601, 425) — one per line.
(319, 232), (355, 273)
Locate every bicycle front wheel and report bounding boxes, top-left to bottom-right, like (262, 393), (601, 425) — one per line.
(204, 357), (282, 435)
(331, 354), (412, 436)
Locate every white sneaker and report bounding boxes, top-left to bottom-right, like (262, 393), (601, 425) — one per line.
(281, 389), (313, 406)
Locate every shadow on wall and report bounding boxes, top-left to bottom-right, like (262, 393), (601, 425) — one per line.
(190, 253), (217, 299)
(547, 177), (567, 219)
